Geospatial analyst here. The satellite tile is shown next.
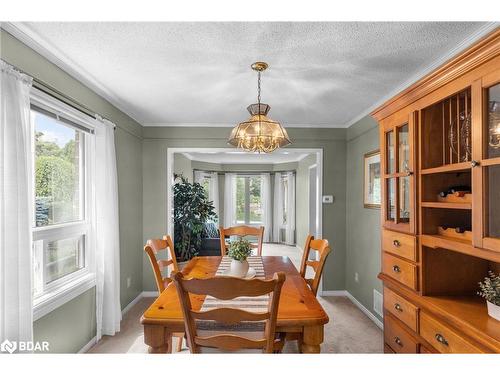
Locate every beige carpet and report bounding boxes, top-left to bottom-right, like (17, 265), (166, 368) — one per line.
(88, 295), (383, 354)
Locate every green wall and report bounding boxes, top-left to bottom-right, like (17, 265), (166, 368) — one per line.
(143, 127), (347, 291)
(1, 29), (144, 352)
(345, 115), (382, 319)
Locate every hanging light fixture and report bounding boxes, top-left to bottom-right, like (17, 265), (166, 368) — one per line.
(228, 62), (291, 153)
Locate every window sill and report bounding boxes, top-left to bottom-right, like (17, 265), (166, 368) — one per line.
(33, 273), (96, 321)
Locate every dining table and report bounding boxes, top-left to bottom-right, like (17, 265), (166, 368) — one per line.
(141, 255), (329, 353)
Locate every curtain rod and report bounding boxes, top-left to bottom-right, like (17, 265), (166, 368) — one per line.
(2, 59), (116, 130)
(192, 168), (296, 175)
(32, 78), (116, 130)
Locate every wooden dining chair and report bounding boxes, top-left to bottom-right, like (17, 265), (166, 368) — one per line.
(144, 235), (184, 352)
(219, 225), (264, 256)
(171, 271), (286, 353)
(299, 235), (332, 296)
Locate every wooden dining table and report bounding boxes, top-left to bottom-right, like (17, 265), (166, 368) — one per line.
(141, 255), (329, 353)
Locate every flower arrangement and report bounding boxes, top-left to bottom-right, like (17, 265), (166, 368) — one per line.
(478, 271), (500, 306)
(228, 237), (252, 262)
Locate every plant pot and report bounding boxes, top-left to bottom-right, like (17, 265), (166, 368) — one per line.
(487, 301), (500, 321)
(230, 259), (249, 278)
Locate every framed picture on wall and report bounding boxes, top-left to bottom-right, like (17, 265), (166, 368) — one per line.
(363, 150), (381, 209)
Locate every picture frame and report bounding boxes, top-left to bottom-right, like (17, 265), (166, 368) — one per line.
(363, 150), (381, 209)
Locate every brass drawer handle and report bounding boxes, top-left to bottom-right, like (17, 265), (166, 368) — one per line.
(393, 240), (401, 247)
(394, 303), (403, 312)
(435, 333), (449, 346)
(392, 265), (401, 273)
(394, 337), (403, 347)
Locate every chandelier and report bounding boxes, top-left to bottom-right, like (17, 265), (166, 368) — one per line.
(228, 62), (291, 153)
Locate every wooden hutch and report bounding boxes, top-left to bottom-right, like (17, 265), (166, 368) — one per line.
(372, 28), (500, 353)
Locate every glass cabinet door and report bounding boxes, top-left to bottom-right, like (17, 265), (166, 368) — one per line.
(381, 113), (416, 233)
(475, 77), (500, 252)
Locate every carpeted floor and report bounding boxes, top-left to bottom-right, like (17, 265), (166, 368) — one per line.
(88, 244), (383, 354)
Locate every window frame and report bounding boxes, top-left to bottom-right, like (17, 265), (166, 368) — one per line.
(30, 88), (96, 321)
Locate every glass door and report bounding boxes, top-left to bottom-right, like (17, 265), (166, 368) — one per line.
(381, 112), (416, 234)
(473, 74), (500, 252)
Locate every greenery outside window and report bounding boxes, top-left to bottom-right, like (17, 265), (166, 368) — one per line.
(235, 175), (263, 225)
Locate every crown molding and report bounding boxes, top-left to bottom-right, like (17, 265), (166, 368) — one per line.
(1, 22), (144, 124)
(142, 122), (348, 128)
(348, 22), (500, 125)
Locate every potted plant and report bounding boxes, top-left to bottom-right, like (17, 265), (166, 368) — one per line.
(227, 237), (252, 277)
(478, 271), (500, 321)
(173, 174), (217, 262)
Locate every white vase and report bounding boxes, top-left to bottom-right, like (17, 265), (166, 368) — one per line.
(230, 259), (249, 278)
(487, 301), (500, 321)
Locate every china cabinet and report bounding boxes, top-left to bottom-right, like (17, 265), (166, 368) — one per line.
(372, 28), (500, 353)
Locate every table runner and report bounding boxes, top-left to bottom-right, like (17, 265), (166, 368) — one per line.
(198, 256), (268, 331)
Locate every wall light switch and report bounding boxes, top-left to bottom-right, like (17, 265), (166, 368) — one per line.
(322, 195), (334, 204)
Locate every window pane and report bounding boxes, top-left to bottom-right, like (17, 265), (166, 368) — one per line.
(386, 178), (396, 221)
(45, 236), (85, 283)
(399, 176), (410, 223)
(249, 177), (262, 223)
(236, 177), (245, 223)
(34, 111), (83, 227)
(386, 130), (395, 174)
(486, 83), (500, 159)
(398, 124), (409, 173)
(486, 165), (500, 238)
(282, 177), (288, 225)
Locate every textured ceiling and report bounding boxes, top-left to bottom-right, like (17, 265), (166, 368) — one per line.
(12, 22), (496, 127)
(184, 150), (310, 164)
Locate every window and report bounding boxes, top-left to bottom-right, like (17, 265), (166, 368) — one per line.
(281, 175), (288, 226)
(235, 175), (263, 224)
(30, 90), (95, 319)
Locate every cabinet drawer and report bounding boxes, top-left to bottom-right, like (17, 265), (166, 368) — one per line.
(419, 311), (484, 353)
(384, 315), (418, 353)
(384, 287), (418, 331)
(382, 229), (417, 261)
(382, 253), (418, 290)
(384, 344), (395, 353)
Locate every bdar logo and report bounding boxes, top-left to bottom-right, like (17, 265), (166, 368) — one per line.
(0, 339), (17, 354)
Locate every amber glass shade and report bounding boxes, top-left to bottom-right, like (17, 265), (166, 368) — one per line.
(228, 103), (291, 153)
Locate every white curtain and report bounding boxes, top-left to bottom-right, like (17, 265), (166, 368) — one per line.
(260, 173), (272, 242)
(285, 172), (296, 245)
(94, 116), (121, 340)
(0, 61), (33, 344)
(273, 173), (282, 243)
(210, 171), (219, 222)
(193, 170), (204, 184)
(223, 173), (236, 227)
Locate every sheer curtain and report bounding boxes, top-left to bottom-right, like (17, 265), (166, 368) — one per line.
(223, 173), (236, 227)
(94, 116), (121, 340)
(260, 173), (272, 242)
(285, 172), (296, 245)
(273, 173), (283, 243)
(210, 171), (219, 222)
(0, 61), (33, 344)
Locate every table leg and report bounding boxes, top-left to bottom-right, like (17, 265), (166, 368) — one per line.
(144, 325), (172, 354)
(301, 325), (323, 353)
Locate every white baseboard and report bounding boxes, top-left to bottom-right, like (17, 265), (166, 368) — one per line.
(78, 336), (97, 353)
(142, 291), (159, 297)
(121, 292), (145, 315)
(320, 289), (384, 330)
(320, 290), (348, 296)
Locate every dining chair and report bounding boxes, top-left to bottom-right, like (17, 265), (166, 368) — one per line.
(299, 235), (332, 296)
(144, 235), (184, 352)
(171, 271), (286, 353)
(218, 225), (264, 256)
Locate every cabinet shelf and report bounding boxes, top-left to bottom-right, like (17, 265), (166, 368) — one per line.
(421, 162), (471, 175)
(421, 201), (472, 210)
(421, 234), (500, 263)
